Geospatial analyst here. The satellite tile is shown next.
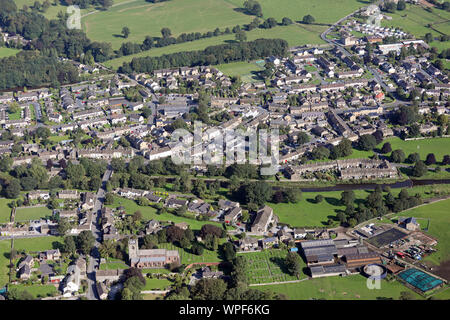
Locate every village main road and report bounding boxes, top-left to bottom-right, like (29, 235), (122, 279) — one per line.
(86, 167), (113, 300)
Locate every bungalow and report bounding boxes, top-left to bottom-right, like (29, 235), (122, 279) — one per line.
(146, 194), (162, 203)
(165, 198), (189, 208)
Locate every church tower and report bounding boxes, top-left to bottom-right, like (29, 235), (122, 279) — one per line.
(128, 238), (139, 260)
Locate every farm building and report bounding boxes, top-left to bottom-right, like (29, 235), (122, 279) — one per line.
(309, 264), (347, 278)
(344, 252), (381, 269)
(398, 217), (420, 231)
(301, 239), (337, 266)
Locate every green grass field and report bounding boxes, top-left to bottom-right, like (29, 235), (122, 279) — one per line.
(398, 199), (450, 266)
(104, 23), (326, 69)
(106, 195), (222, 231)
(8, 284), (58, 299)
(257, 274), (422, 300)
(0, 47), (20, 58)
(238, 249), (306, 284)
(383, 137), (450, 163)
(0, 198), (13, 223)
(83, 0), (254, 49)
(269, 184), (450, 227)
(305, 137), (450, 165)
(13, 236), (64, 254)
(0, 240), (11, 288)
(216, 61), (265, 83)
(227, 0), (364, 23)
(382, 4), (450, 39)
(14, 206), (52, 222)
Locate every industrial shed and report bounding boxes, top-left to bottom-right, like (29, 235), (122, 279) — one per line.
(310, 264), (347, 278)
(301, 239), (338, 266)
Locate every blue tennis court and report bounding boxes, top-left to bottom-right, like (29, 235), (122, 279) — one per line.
(398, 268), (443, 292)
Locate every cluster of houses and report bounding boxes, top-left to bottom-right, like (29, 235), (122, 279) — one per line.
(284, 158), (398, 181)
(132, 66), (232, 92)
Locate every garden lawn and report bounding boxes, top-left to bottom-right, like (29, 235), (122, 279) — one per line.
(0, 47), (20, 58)
(106, 195), (222, 231)
(257, 274), (422, 300)
(99, 262), (128, 270)
(8, 284), (58, 299)
(142, 278), (172, 291)
(14, 206), (52, 222)
(398, 199), (450, 266)
(158, 242), (222, 265)
(0, 198), (13, 223)
(0, 240), (11, 288)
(13, 236), (64, 253)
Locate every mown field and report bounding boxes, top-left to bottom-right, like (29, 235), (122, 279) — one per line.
(14, 206), (52, 222)
(216, 61), (265, 83)
(83, 0), (254, 49)
(307, 137), (450, 165)
(269, 184), (450, 227)
(384, 137), (450, 162)
(142, 278), (172, 291)
(257, 274), (422, 300)
(13, 236), (64, 253)
(227, 0), (364, 23)
(238, 249), (307, 284)
(0, 47), (20, 58)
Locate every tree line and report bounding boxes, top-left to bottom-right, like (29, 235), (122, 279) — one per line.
(118, 38), (288, 74)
